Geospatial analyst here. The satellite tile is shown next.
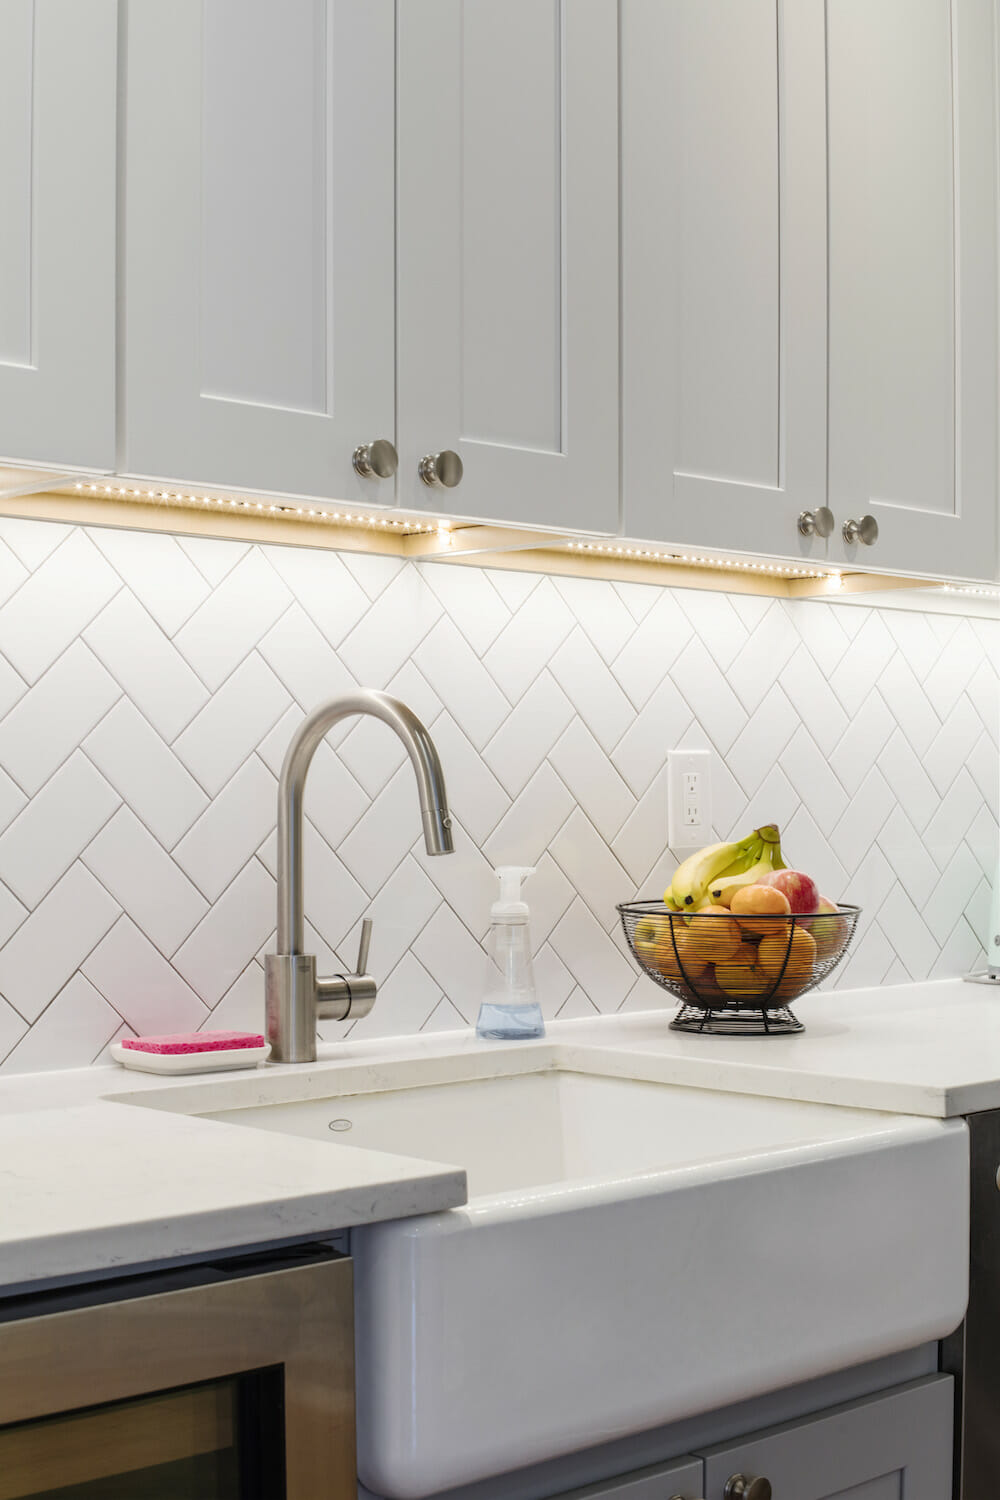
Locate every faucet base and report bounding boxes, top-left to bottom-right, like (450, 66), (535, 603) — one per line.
(265, 953), (319, 1064)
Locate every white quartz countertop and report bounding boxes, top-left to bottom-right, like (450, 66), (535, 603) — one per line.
(0, 975), (993, 1291)
(0, 1089), (466, 1292)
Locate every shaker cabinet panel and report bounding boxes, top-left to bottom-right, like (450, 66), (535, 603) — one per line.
(827, 0), (998, 579)
(122, 0), (396, 504)
(396, 0), (620, 533)
(621, 0), (829, 561)
(698, 1375), (953, 1500)
(0, 0), (116, 472)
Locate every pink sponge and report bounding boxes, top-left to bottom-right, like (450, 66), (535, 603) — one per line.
(121, 1031), (265, 1055)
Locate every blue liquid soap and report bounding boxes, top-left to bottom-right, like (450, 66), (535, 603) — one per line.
(475, 865), (545, 1041)
(476, 1000), (545, 1041)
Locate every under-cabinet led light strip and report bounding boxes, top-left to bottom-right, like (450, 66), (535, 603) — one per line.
(73, 482), (447, 535)
(942, 583), (1000, 598)
(565, 540), (837, 582)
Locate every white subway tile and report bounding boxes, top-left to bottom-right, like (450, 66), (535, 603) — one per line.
(172, 859), (276, 1006)
(173, 757), (277, 905)
(0, 865), (119, 1022)
(549, 899), (635, 1011)
(85, 592), (209, 742)
(338, 568), (441, 687)
(339, 857), (441, 981)
(420, 712), (509, 848)
(83, 808), (208, 957)
(549, 720), (635, 844)
(262, 545), (370, 647)
(483, 579), (575, 701)
(414, 618), (509, 749)
(483, 764), (575, 868)
(551, 810), (633, 930)
(549, 630), (635, 752)
(89, 527), (210, 635)
(0, 975), (120, 1074)
(338, 763), (426, 897)
(0, 754), (120, 908)
(83, 701), (208, 849)
(0, 531), (120, 683)
(552, 576), (636, 663)
(413, 815), (497, 941)
(258, 604), (358, 711)
(173, 551), (292, 690)
(668, 638), (747, 756)
(419, 563), (511, 656)
(175, 535), (249, 587)
(0, 518), (70, 570)
(173, 655), (291, 796)
(0, 641), (120, 795)
(482, 673), (575, 797)
(611, 591), (692, 710)
(412, 904), (489, 1022)
(83, 917), (209, 1034)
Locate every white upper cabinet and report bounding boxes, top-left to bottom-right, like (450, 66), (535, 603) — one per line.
(396, 0), (620, 533)
(122, 0), (396, 505)
(827, 0), (999, 580)
(622, 0), (1000, 582)
(621, 0), (830, 563)
(0, 0), (116, 473)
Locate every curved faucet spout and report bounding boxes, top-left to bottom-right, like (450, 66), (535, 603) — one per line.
(276, 689), (453, 956)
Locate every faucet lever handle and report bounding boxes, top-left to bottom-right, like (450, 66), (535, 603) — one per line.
(356, 918), (373, 976)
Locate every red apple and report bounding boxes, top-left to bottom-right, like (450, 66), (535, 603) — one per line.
(758, 868), (820, 914)
(804, 896), (849, 963)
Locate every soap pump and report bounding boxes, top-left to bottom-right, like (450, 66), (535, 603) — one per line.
(476, 865), (545, 1040)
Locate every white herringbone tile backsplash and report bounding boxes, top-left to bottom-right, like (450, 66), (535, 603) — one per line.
(0, 515), (993, 1073)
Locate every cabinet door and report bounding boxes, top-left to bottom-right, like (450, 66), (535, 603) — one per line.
(123, 0), (395, 504)
(396, 0), (619, 533)
(621, 0), (829, 561)
(827, 0), (999, 580)
(698, 1375), (953, 1500)
(0, 0), (116, 472)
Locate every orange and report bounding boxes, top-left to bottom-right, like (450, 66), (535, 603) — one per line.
(758, 925), (817, 999)
(730, 883), (792, 937)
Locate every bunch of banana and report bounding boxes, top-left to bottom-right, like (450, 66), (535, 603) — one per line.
(667, 824), (784, 911)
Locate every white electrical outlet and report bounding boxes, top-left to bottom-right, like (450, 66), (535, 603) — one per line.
(668, 749), (713, 848)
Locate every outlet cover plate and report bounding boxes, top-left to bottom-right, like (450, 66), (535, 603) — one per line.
(668, 749), (713, 849)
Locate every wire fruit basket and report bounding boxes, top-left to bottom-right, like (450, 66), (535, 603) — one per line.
(617, 901), (861, 1035)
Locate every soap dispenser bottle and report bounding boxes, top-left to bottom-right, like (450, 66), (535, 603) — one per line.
(476, 865), (545, 1040)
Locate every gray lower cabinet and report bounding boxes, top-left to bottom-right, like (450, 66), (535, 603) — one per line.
(552, 1375), (953, 1500)
(697, 1375), (953, 1500)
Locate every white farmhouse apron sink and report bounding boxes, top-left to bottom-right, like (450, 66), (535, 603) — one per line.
(203, 1063), (968, 1499)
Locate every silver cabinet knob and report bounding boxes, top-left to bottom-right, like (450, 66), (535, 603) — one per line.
(842, 514), (878, 545)
(797, 506), (834, 538)
(353, 439), (398, 479)
(419, 449), (464, 489)
(724, 1476), (772, 1500)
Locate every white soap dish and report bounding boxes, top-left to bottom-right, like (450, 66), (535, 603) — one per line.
(111, 1033), (271, 1075)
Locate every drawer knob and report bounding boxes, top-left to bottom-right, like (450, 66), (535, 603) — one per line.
(353, 439), (398, 479)
(724, 1476), (772, 1500)
(419, 449), (464, 489)
(842, 514), (879, 546)
(797, 506), (834, 538)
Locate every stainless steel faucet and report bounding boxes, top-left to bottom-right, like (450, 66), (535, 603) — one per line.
(266, 690), (454, 1063)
